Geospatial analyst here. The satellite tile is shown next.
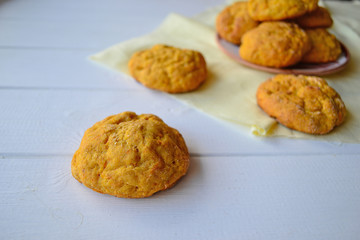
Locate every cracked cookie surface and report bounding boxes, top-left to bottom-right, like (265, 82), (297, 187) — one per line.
(71, 111), (190, 198)
(216, 1), (259, 45)
(128, 44), (207, 93)
(239, 21), (311, 68)
(256, 74), (346, 134)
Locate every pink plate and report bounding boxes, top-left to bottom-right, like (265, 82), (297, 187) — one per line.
(216, 34), (350, 76)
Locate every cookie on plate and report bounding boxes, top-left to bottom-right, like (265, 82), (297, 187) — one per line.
(239, 21), (311, 68)
(71, 111), (190, 198)
(294, 6), (333, 28)
(256, 74), (346, 134)
(248, 0), (319, 21)
(216, 1), (259, 45)
(128, 44), (207, 93)
(302, 0), (319, 13)
(301, 28), (342, 63)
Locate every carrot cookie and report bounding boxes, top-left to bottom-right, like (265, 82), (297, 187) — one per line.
(216, 1), (259, 45)
(294, 6), (333, 28)
(71, 112), (190, 198)
(128, 44), (207, 93)
(302, 0), (319, 13)
(256, 74), (346, 134)
(239, 21), (311, 68)
(301, 28), (342, 63)
(248, 0), (319, 21)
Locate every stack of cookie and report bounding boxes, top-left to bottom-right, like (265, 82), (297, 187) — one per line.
(216, 0), (342, 68)
(217, 0), (347, 135)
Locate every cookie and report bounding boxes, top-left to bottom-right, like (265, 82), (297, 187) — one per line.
(248, 0), (319, 21)
(239, 21), (311, 68)
(301, 28), (342, 63)
(256, 74), (346, 134)
(216, 1), (259, 45)
(294, 6), (333, 28)
(71, 112), (190, 198)
(128, 44), (207, 93)
(302, 0), (319, 13)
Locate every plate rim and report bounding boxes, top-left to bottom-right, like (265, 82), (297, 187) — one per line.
(216, 33), (351, 76)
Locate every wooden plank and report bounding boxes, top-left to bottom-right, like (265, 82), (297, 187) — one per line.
(1, 155), (360, 239)
(0, 89), (358, 155)
(0, 0), (224, 22)
(0, 48), (136, 89)
(0, 0), (223, 49)
(0, 19), (132, 50)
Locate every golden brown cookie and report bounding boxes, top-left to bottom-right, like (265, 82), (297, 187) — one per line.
(248, 0), (319, 21)
(256, 74), (346, 134)
(301, 28), (342, 63)
(239, 21), (311, 68)
(216, 1), (259, 45)
(71, 112), (190, 198)
(302, 0), (319, 12)
(128, 44), (207, 93)
(294, 6), (333, 28)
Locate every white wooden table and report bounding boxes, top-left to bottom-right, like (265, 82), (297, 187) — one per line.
(1, 0), (360, 239)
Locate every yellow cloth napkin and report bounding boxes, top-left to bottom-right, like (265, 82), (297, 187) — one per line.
(91, 4), (360, 143)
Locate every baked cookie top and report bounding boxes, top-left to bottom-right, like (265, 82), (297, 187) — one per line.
(302, 0), (319, 13)
(71, 112), (190, 198)
(301, 28), (342, 63)
(216, 1), (259, 45)
(128, 44), (207, 93)
(248, 0), (319, 21)
(294, 6), (333, 28)
(239, 21), (311, 68)
(256, 74), (346, 134)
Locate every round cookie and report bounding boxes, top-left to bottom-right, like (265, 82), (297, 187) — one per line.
(128, 44), (207, 93)
(71, 112), (190, 198)
(301, 28), (342, 63)
(302, 0), (319, 12)
(248, 0), (319, 21)
(216, 1), (259, 45)
(256, 74), (346, 134)
(239, 21), (311, 68)
(294, 6), (333, 28)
